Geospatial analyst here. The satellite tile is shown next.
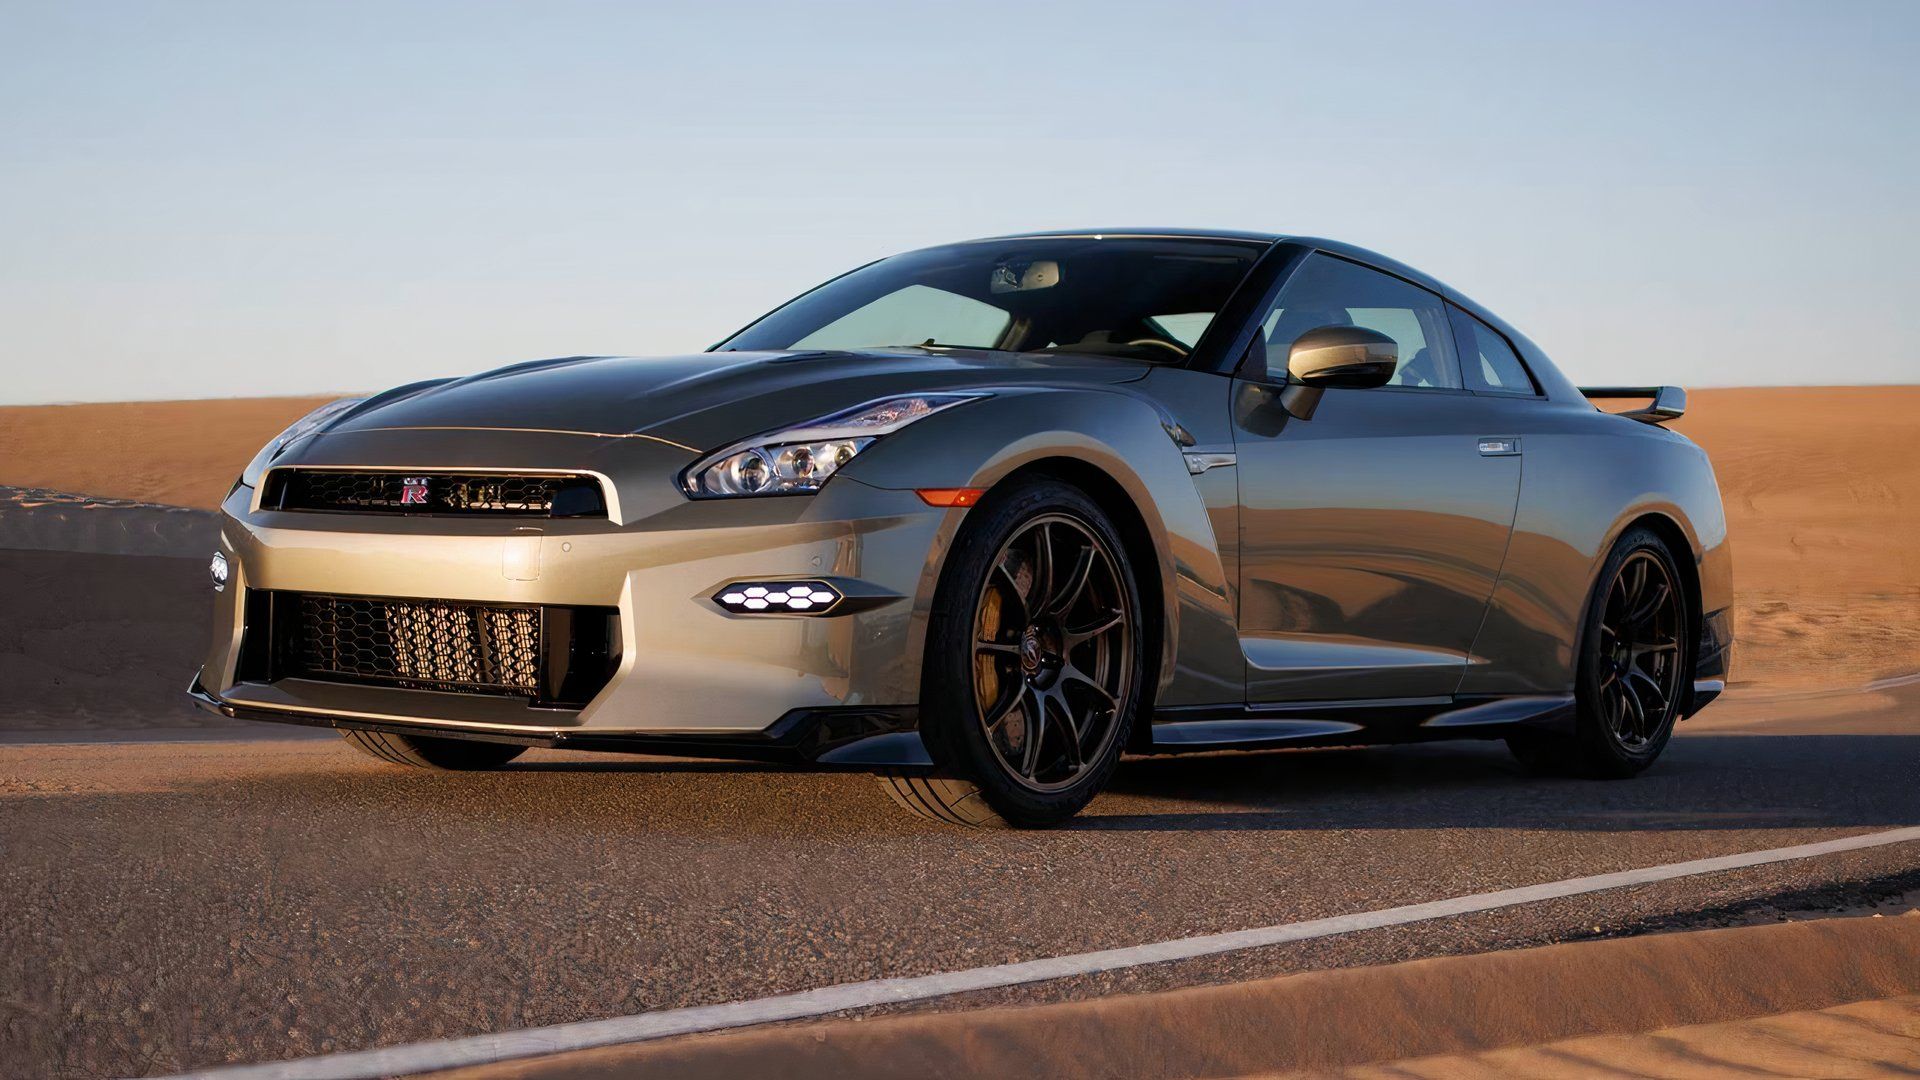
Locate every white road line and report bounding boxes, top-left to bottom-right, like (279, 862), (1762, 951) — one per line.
(1868, 671), (1920, 692)
(161, 826), (1920, 1080)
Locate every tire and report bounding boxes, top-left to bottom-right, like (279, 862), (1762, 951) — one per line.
(1509, 526), (1691, 778)
(877, 773), (1006, 828)
(341, 729), (528, 770)
(884, 477), (1145, 828)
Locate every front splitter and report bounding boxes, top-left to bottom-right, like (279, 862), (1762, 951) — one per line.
(188, 674), (930, 769)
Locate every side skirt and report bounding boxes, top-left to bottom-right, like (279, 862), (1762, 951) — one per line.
(1147, 694), (1576, 753)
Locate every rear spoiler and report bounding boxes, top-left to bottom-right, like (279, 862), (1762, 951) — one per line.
(1580, 385), (1686, 425)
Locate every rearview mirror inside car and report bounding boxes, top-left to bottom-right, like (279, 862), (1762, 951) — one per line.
(989, 259), (1061, 293)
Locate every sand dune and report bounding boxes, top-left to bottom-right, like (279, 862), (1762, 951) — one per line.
(2, 386), (1915, 691)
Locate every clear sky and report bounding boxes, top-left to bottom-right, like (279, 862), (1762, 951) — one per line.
(2, 0), (1916, 403)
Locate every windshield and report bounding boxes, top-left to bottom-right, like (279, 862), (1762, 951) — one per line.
(718, 236), (1268, 363)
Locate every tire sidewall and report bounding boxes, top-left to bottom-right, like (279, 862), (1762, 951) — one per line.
(920, 478), (1144, 826)
(344, 729), (528, 770)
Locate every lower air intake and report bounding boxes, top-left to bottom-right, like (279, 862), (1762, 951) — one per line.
(287, 594), (543, 696)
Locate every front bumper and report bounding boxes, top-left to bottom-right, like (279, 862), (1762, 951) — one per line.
(195, 428), (960, 758)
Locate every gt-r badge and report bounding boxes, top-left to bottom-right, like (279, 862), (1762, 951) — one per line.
(400, 477), (431, 505)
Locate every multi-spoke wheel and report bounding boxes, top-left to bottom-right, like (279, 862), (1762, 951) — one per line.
(1509, 526), (1691, 777)
(972, 514), (1131, 792)
(883, 478), (1142, 827)
(1595, 550), (1684, 750)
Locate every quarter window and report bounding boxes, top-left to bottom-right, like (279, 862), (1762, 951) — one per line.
(1450, 306), (1537, 395)
(1256, 254), (1460, 390)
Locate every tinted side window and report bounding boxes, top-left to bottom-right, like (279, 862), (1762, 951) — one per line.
(1257, 254), (1460, 389)
(1450, 305), (1538, 395)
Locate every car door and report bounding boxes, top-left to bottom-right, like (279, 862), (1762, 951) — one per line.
(1444, 300), (1575, 698)
(1232, 253), (1522, 702)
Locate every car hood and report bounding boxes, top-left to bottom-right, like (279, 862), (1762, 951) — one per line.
(326, 349), (1149, 453)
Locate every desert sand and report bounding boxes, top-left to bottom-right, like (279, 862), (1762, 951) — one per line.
(3, 386), (1916, 691)
(1668, 387), (1920, 690)
(0, 395), (338, 510)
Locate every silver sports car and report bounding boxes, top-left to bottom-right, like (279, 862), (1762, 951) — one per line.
(192, 230), (1733, 827)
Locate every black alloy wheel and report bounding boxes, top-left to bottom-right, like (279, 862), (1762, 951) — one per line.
(1595, 549), (1685, 750)
(884, 478), (1143, 827)
(971, 513), (1132, 792)
(1509, 525), (1691, 778)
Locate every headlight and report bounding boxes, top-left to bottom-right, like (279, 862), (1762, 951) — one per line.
(239, 397), (365, 487)
(685, 393), (987, 497)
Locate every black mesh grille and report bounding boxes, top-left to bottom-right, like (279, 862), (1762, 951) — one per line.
(267, 470), (604, 517)
(284, 594), (543, 695)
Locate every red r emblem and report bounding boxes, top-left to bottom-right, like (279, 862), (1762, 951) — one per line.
(400, 477), (431, 505)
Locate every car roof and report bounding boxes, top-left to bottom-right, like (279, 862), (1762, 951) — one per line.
(961, 229), (1444, 286)
(958, 230), (1445, 293)
(962, 227), (1288, 244)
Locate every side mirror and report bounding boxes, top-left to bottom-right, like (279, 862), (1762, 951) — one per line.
(1289, 325), (1398, 387)
(1277, 325), (1398, 420)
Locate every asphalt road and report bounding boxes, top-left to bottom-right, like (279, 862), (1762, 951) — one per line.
(3, 503), (1917, 1078)
(4, 683), (1918, 1079)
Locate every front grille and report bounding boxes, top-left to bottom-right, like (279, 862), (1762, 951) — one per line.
(265, 470), (605, 518)
(248, 591), (620, 703)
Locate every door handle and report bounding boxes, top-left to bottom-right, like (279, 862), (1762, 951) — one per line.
(1477, 438), (1520, 456)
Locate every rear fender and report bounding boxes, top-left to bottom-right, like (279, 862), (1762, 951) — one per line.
(1461, 416), (1732, 698)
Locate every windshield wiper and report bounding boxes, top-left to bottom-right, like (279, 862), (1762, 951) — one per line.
(876, 340), (988, 351)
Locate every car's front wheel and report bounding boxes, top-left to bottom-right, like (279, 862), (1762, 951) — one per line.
(1509, 525), (1690, 777)
(340, 729), (528, 770)
(884, 477), (1143, 828)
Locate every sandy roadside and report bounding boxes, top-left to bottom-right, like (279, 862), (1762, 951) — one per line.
(419, 913), (1920, 1080)
(3, 386), (1917, 692)
(1302, 995), (1920, 1078)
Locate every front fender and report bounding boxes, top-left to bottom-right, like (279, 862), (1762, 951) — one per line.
(843, 386), (1243, 707)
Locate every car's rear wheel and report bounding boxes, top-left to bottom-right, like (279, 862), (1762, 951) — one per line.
(340, 729), (528, 770)
(1509, 526), (1690, 777)
(884, 478), (1143, 828)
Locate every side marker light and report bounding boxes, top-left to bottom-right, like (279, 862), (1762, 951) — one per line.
(916, 488), (984, 508)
